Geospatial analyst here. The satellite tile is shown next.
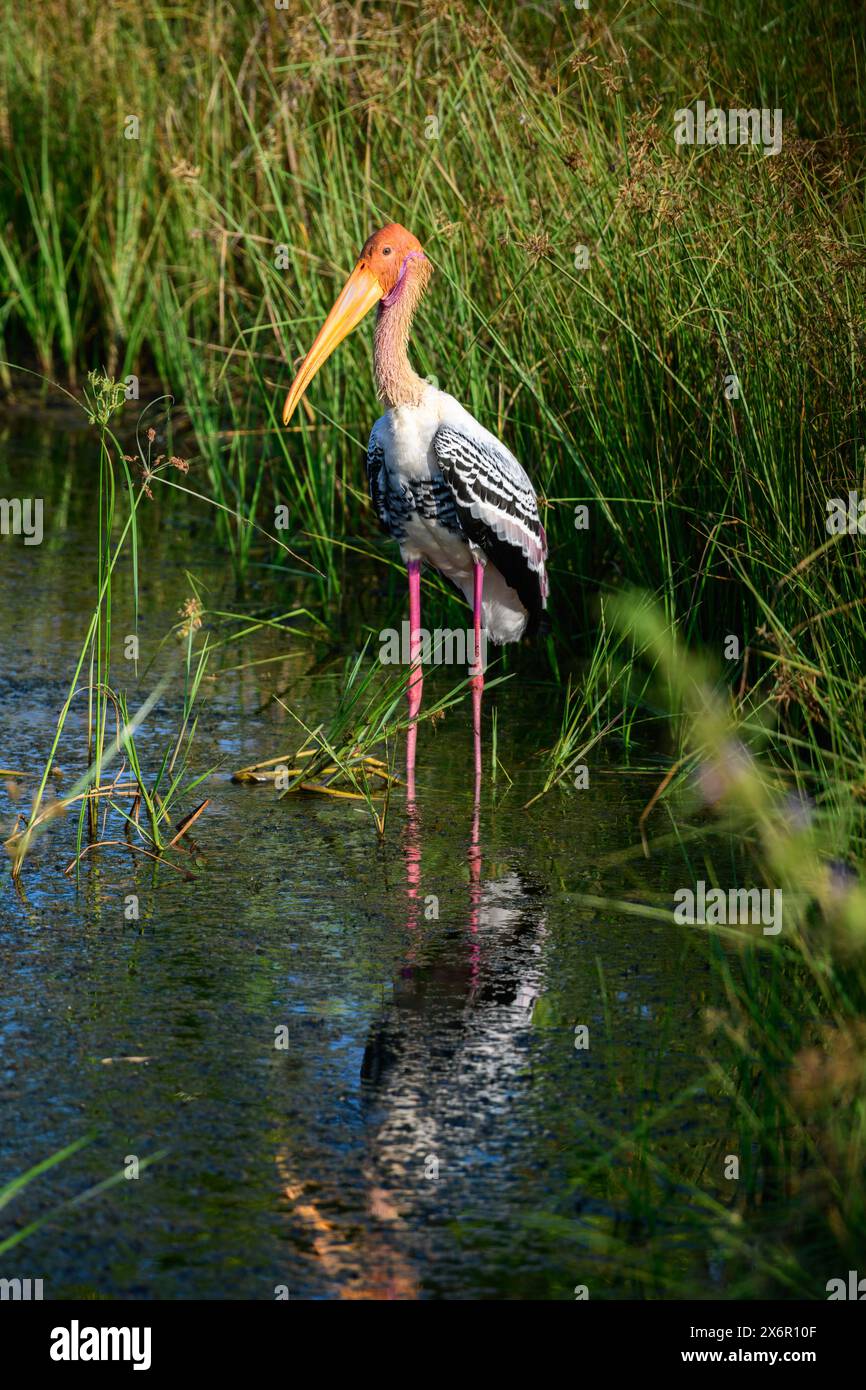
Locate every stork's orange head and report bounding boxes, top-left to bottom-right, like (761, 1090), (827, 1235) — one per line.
(282, 222), (429, 426)
(358, 223), (425, 299)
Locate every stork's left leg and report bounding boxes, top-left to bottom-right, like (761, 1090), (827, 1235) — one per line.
(471, 559), (484, 778)
(406, 558), (423, 792)
(407, 558), (424, 720)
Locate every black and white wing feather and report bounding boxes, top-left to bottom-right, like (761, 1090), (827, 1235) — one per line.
(365, 432), (391, 536)
(433, 424), (548, 635)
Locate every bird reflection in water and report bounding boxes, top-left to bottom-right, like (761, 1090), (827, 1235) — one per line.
(277, 720), (546, 1298)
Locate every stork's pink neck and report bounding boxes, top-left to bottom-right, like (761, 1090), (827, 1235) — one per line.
(373, 253), (431, 410)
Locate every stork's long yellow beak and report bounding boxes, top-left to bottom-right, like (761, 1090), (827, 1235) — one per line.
(282, 262), (384, 425)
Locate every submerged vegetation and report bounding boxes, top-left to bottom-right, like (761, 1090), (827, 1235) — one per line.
(2, 0), (866, 1296)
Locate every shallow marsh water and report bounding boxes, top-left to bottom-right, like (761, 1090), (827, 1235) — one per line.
(0, 422), (722, 1299)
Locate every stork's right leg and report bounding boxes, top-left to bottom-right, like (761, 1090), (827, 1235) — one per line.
(407, 558), (424, 719)
(406, 559), (423, 789)
(470, 559), (484, 781)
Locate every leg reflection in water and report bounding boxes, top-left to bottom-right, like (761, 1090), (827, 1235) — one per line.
(358, 717), (548, 1289)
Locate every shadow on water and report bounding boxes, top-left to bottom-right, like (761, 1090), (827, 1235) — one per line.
(0, 421), (722, 1299)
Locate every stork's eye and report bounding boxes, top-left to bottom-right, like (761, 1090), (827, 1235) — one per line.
(381, 246), (392, 256)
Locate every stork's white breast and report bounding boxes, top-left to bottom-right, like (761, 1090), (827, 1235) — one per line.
(374, 385), (506, 482)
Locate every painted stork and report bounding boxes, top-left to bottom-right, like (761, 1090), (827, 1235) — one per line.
(282, 223), (548, 780)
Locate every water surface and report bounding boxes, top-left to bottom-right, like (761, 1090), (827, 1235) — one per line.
(0, 420), (719, 1299)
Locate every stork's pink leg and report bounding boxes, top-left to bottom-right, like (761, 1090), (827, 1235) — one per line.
(471, 559), (484, 781)
(467, 694), (483, 995)
(407, 559), (424, 716)
(406, 558), (423, 789)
